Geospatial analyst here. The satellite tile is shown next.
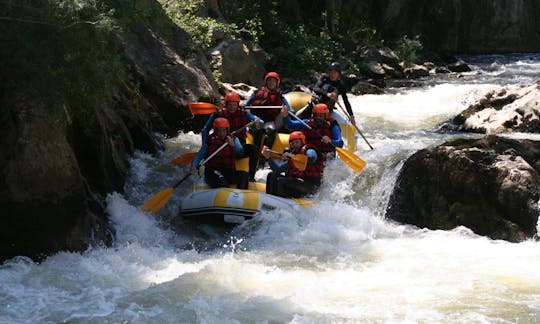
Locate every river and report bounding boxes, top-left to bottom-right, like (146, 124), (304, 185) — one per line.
(1, 54), (540, 323)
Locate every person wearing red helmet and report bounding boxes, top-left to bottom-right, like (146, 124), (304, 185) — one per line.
(245, 71), (292, 148)
(201, 91), (263, 181)
(301, 62), (356, 125)
(261, 131), (323, 198)
(282, 103), (343, 158)
(191, 117), (248, 189)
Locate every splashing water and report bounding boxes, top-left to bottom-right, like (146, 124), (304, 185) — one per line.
(2, 55), (540, 323)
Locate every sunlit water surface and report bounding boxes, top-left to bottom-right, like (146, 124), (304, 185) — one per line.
(2, 54), (540, 323)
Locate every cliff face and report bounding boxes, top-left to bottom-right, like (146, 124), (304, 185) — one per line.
(377, 0), (540, 53)
(0, 1), (220, 262)
(286, 0), (540, 53)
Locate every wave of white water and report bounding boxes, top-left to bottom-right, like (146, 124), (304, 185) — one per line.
(1, 55), (540, 323)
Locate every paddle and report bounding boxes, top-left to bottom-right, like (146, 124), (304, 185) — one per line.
(141, 140), (230, 213)
(142, 121), (256, 213)
(171, 152), (249, 172)
(188, 102), (218, 114)
(266, 149), (308, 171)
(336, 101), (373, 150)
(188, 102), (283, 115)
(170, 152), (197, 167)
(287, 111), (367, 173)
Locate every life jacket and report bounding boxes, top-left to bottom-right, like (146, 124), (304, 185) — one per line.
(250, 87), (283, 120)
(304, 118), (337, 154)
(216, 106), (248, 141)
(287, 145), (324, 180)
(317, 76), (341, 109)
(204, 134), (236, 171)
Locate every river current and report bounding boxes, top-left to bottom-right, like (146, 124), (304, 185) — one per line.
(2, 54), (540, 323)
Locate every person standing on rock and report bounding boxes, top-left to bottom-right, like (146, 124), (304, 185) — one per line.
(244, 71), (292, 149)
(201, 92), (263, 181)
(301, 62), (355, 125)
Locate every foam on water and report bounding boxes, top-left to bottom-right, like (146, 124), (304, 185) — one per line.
(2, 54), (540, 323)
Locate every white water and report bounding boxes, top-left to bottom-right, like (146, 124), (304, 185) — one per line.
(2, 55), (540, 323)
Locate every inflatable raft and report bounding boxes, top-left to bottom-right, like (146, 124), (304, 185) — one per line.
(179, 91), (358, 226)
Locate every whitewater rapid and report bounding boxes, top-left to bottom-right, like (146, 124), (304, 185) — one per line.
(1, 55), (540, 323)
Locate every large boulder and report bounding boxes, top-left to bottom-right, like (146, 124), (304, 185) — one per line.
(386, 136), (540, 242)
(210, 39), (270, 88)
(356, 46), (404, 79)
(449, 81), (540, 134)
(119, 21), (221, 135)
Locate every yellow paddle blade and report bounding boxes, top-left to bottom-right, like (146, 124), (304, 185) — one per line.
(141, 188), (174, 213)
(171, 152), (197, 167)
(292, 154), (308, 171)
(188, 102), (218, 114)
(336, 147), (367, 173)
(235, 157), (249, 172)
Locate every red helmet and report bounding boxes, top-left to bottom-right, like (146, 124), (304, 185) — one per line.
(264, 72), (280, 86)
(213, 117), (230, 129)
(289, 131), (306, 145)
(224, 92), (240, 103)
(313, 103), (329, 118)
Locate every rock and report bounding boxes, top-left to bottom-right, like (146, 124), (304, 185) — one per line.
(386, 136), (540, 242)
(356, 46), (404, 79)
(350, 81), (385, 95)
(449, 82), (540, 134)
(1, 100), (113, 261)
(221, 83), (258, 100)
(119, 21), (220, 135)
(0, 1), (222, 262)
(210, 39), (270, 87)
(448, 60), (472, 73)
(403, 64), (430, 79)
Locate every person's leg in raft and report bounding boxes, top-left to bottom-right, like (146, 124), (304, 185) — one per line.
(204, 168), (230, 188)
(225, 170), (248, 189)
(265, 171), (279, 195)
(278, 177), (319, 198)
(243, 143), (259, 181)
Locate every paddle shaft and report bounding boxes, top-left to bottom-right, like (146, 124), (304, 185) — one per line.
(198, 119), (256, 168)
(141, 121), (256, 213)
(287, 110), (366, 173)
(336, 102), (373, 150)
(266, 149), (307, 171)
(170, 140), (230, 190)
(267, 149), (299, 160)
(288, 111), (337, 148)
(245, 106), (282, 109)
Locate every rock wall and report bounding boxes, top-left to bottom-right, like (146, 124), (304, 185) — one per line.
(0, 1), (221, 262)
(284, 0), (540, 54)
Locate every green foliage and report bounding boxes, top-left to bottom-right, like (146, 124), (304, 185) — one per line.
(220, 0), (346, 77)
(159, 0), (236, 49)
(0, 0), (127, 112)
(395, 35), (423, 66)
(271, 25), (343, 77)
(354, 25), (385, 47)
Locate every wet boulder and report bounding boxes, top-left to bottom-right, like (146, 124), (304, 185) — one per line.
(386, 136), (540, 242)
(210, 39), (270, 88)
(450, 81), (540, 134)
